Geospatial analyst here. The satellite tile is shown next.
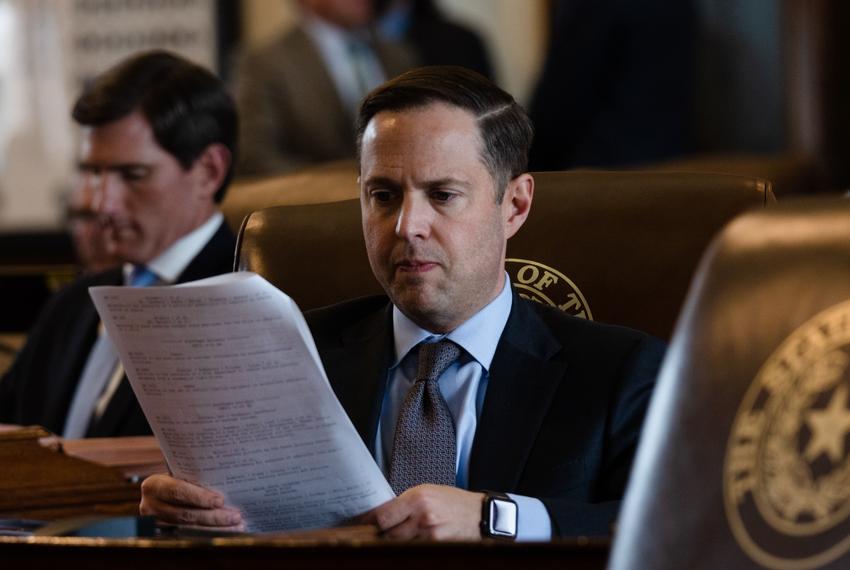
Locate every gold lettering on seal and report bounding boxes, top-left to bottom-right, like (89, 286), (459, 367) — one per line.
(534, 271), (559, 291)
(506, 258), (594, 321)
(516, 264), (539, 285)
(727, 410), (766, 505)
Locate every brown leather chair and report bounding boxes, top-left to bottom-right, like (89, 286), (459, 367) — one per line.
(648, 151), (831, 196)
(506, 171), (774, 339)
(609, 198), (850, 570)
(222, 159), (360, 232)
(236, 171), (773, 340)
(236, 198), (382, 311)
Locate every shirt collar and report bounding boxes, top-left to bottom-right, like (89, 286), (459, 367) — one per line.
(391, 273), (513, 372)
(123, 212), (223, 285)
(302, 11), (369, 52)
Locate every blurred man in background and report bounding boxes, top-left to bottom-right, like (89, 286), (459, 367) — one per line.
(235, 0), (414, 176)
(0, 50), (238, 438)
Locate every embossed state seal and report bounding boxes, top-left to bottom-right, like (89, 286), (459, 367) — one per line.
(724, 299), (850, 569)
(505, 258), (592, 320)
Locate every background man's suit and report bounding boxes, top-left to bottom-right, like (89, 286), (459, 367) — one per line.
(306, 290), (665, 537)
(235, 25), (414, 176)
(0, 223), (236, 437)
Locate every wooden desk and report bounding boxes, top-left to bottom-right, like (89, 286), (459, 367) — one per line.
(0, 533), (610, 569)
(0, 428), (141, 520)
(0, 430), (610, 568)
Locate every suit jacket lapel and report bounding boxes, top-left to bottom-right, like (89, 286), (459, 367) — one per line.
(174, 221), (237, 283)
(320, 304), (394, 456)
(469, 295), (567, 491)
(43, 278), (113, 433)
(90, 221), (236, 436)
(289, 26), (354, 145)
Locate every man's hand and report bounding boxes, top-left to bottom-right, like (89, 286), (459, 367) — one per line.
(359, 484), (485, 541)
(140, 474), (244, 530)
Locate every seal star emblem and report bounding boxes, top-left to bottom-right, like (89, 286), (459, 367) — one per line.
(804, 383), (850, 464)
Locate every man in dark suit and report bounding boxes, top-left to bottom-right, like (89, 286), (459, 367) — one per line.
(140, 66), (664, 539)
(0, 51), (238, 438)
(376, 0), (493, 79)
(528, 0), (695, 171)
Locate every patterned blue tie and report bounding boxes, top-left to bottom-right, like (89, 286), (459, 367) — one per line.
(63, 265), (158, 438)
(388, 340), (461, 494)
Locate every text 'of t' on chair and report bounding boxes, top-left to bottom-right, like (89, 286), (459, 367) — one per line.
(234, 171), (773, 338)
(609, 198), (850, 570)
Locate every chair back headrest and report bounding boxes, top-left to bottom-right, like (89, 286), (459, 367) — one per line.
(222, 159), (359, 231)
(506, 171), (773, 339)
(235, 198), (381, 310)
(610, 197), (850, 569)
(236, 170), (773, 337)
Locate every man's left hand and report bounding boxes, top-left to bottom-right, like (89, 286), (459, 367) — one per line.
(359, 484), (484, 540)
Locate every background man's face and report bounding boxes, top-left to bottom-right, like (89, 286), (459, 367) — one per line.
(77, 111), (208, 265)
(359, 102), (511, 333)
(67, 180), (122, 272)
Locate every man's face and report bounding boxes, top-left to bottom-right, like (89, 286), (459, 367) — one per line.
(67, 181), (122, 273)
(77, 111), (213, 265)
(360, 102), (516, 333)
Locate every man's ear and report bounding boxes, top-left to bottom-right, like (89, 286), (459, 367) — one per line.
(502, 173), (534, 239)
(192, 143), (231, 200)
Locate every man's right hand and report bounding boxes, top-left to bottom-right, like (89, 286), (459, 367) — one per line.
(140, 474), (244, 530)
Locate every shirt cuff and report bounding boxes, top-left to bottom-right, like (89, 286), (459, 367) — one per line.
(507, 493), (552, 541)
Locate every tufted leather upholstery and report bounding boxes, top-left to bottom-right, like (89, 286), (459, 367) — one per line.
(610, 198), (850, 569)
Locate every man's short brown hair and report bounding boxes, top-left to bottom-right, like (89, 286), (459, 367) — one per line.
(356, 66), (533, 202)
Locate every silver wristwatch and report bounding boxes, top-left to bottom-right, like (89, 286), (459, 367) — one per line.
(480, 491), (517, 540)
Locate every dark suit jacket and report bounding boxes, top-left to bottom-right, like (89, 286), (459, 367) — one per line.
(306, 291), (665, 537)
(403, 0), (493, 79)
(0, 221), (236, 437)
(528, 0), (695, 171)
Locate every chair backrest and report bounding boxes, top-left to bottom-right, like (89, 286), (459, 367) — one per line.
(236, 171), (773, 338)
(236, 199), (382, 310)
(609, 198), (850, 570)
(648, 151), (830, 196)
(221, 159), (359, 232)
(506, 170), (773, 339)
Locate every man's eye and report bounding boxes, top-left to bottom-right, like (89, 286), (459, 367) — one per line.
(121, 167), (150, 182)
(431, 190), (453, 203)
(371, 190), (393, 203)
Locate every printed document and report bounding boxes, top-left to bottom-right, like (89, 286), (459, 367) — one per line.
(90, 272), (394, 532)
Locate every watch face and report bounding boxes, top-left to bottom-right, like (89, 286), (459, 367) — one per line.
(489, 498), (518, 538)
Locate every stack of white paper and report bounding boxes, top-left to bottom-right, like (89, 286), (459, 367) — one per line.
(90, 272), (394, 532)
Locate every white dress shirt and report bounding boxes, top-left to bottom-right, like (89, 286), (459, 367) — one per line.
(301, 14), (387, 117)
(122, 211), (224, 285)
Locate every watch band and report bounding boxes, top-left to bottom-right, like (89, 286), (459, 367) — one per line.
(480, 490), (518, 540)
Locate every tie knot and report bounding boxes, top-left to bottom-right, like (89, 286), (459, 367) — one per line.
(129, 265), (158, 287)
(416, 340), (461, 383)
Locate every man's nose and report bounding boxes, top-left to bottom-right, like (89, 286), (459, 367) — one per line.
(85, 171), (124, 216)
(395, 194), (432, 240)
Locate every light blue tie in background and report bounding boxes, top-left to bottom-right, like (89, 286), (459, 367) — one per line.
(62, 265), (158, 438)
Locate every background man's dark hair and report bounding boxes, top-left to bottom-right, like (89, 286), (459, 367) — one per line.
(355, 65), (533, 202)
(72, 50), (238, 203)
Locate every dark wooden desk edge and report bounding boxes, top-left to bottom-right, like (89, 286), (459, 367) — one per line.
(0, 535), (610, 569)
